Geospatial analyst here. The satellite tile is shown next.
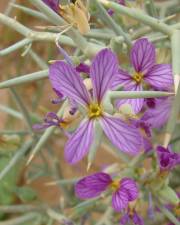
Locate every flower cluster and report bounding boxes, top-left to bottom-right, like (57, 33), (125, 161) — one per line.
(34, 34), (178, 224)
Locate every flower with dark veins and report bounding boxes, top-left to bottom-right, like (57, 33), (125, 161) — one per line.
(75, 172), (139, 212)
(49, 49), (142, 164)
(112, 38), (173, 113)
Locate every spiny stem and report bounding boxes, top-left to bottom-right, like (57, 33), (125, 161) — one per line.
(164, 30), (180, 147)
(0, 70), (48, 89)
(158, 204), (180, 225)
(99, 0), (174, 36)
(0, 204), (48, 213)
(94, 0), (132, 46)
(108, 90), (174, 100)
(11, 3), (50, 22)
(0, 104), (23, 119)
(0, 212), (41, 225)
(145, 0), (158, 18)
(0, 38), (32, 56)
(0, 140), (33, 181)
(10, 88), (33, 133)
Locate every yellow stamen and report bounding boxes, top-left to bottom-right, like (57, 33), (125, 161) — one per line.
(110, 179), (120, 191)
(88, 103), (102, 119)
(133, 72), (144, 84)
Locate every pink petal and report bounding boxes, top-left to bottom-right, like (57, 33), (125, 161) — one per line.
(112, 189), (129, 212)
(49, 61), (90, 106)
(144, 64), (173, 90)
(116, 84), (144, 114)
(120, 178), (139, 201)
(131, 38), (155, 74)
(65, 120), (94, 164)
(100, 115), (142, 155)
(90, 49), (119, 102)
(75, 172), (112, 199)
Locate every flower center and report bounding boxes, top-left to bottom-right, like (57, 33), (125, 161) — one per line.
(59, 121), (68, 128)
(133, 72), (144, 84)
(110, 179), (120, 191)
(88, 103), (102, 119)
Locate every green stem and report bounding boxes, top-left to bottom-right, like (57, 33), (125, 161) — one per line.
(0, 140), (33, 181)
(158, 204), (180, 225)
(94, 0), (131, 46)
(0, 12), (31, 36)
(0, 204), (48, 213)
(11, 3), (50, 21)
(99, 0), (174, 36)
(165, 30), (180, 146)
(108, 90), (174, 100)
(145, 0), (158, 18)
(0, 104), (23, 119)
(0, 70), (48, 89)
(10, 88), (33, 133)
(0, 213), (41, 225)
(0, 38), (32, 56)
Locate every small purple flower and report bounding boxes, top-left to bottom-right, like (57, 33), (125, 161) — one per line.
(156, 146), (180, 171)
(120, 210), (144, 225)
(49, 49), (142, 164)
(75, 172), (138, 212)
(141, 97), (172, 128)
(33, 112), (64, 130)
(113, 38), (173, 113)
(42, 0), (60, 13)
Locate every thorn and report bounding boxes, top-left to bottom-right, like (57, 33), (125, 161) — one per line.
(174, 74), (180, 94)
(48, 60), (60, 64)
(26, 154), (34, 167)
(163, 133), (171, 148)
(87, 162), (92, 171)
(44, 181), (57, 186)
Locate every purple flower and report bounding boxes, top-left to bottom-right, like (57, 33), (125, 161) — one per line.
(141, 97), (171, 128)
(75, 172), (138, 212)
(49, 49), (142, 164)
(156, 146), (180, 171)
(33, 112), (64, 130)
(42, 0), (60, 13)
(120, 210), (144, 225)
(113, 38), (173, 113)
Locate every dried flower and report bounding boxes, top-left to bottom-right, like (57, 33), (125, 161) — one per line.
(49, 49), (142, 164)
(75, 172), (138, 212)
(113, 38), (173, 113)
(42, 0), (90, 34)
